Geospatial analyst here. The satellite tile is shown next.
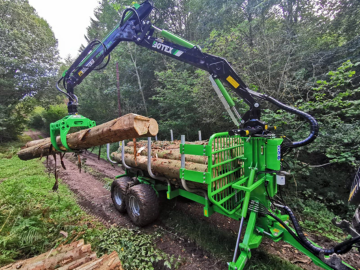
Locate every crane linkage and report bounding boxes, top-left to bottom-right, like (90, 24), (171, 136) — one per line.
(53, 1), (360, 269)
(57, 0), (319, 150)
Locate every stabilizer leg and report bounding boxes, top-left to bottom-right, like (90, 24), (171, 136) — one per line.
(228, 210), (263, 270)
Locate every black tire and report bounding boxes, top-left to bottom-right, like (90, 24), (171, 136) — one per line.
(126, 184), (159, 226)
(111, 177), (132, 213)
(353, 206), (360, 234)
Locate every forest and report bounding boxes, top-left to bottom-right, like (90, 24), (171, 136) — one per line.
(1, 0), (360, 269)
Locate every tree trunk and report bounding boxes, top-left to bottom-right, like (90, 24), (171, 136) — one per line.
(111, 152), (207, 190)
(18, 114), (158, 161)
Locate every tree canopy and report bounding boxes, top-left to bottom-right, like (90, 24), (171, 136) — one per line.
(0, 0), (59, 141)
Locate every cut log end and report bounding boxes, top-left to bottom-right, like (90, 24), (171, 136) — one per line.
(148, 118), (159, 136)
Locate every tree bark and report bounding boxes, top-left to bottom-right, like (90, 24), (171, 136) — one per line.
(126, 140), (208, 149)
(18, 114), (158, 161)
(123, 146), (208, 164)
(111, 152), (207, 190)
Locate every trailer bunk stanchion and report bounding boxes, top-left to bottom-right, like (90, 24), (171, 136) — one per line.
(147, 137), (171, 195)
(106, 143), (118, 164)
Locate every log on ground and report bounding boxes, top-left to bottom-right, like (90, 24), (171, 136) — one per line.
(0, 239), (123, 270)
(18, 114), (158, 161)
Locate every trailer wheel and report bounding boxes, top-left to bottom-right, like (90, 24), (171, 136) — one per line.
(353, 206), (360, 235)
(111, 177), (132, 213)
(126, 184), (159, 226)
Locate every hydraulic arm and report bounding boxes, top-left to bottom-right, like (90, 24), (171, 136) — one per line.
(59, 0), (318, 150)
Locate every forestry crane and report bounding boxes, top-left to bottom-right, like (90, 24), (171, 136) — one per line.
(53, 1), (360, 269)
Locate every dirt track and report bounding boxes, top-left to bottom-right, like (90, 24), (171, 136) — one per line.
(44, 150), (360, 270)
(47, 151), (223, 270)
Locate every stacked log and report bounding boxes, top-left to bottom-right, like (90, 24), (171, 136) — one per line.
(17, 114), (158, 161)
(0, 239), (123, 270)
(112, 138), (244, 193)
(123, 146), (208, 164)
(112, 140), (209, 190)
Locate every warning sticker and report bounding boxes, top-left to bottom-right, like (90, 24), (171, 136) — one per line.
(226, 76), (240, 89)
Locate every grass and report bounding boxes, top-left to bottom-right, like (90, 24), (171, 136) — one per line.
(0, 139), (180, 269)
(0, 140), (104, 266)
(287, 197), (347, 242)
(160, 203), (234, 261)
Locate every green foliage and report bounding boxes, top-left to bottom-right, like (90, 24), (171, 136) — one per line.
(287, 197), (352, 242)
(0, 142), (103, 266)
(28, 104), (67, 133)
(261, 61), (360, 215)
(72, 1), (360, 221)
(152, 64), (201, 139)
(28, 106), (45, 130)
(41, 104), (68, 129)
(96, 226), (180, 270)
(0, 0), (59, 141)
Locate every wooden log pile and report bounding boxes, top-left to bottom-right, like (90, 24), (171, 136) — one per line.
(0, 239), (123, 270)
(111, 140), (209, 190)
(112, 138), (244, 194)
(17, 114), (158, 161)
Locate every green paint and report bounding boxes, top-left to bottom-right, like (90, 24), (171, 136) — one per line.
(214, 79), (236, 107)
(160, 30), (195, 49)
(118, 132), (355, 270)
(115, 174), (128, 179)
(50, 115), (96, 152)
(266, 138), (283, 170)
(241, 168), (256, 218)
(180, 169), (211, 184)
(182, 144), (209, 155)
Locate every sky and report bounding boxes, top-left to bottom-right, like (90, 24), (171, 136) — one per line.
(28, 0), (101, 60)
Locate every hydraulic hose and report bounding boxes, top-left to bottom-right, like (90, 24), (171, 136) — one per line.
(280, 204), (360, 255)
(263, 95), (319, 148)
(279, 205), (334, 255)
(258, 202), (359, 257)
(56, 77), (73, 100)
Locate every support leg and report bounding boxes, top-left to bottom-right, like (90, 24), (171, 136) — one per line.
(229, 210), (262, 270)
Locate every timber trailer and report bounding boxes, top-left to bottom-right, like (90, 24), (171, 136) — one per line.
(52, 1), (360, 269)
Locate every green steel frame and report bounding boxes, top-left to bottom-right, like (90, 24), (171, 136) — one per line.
(119, 133), (355, 270)
(117, 132), (355, 270)
(50, 115), (96, 152)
